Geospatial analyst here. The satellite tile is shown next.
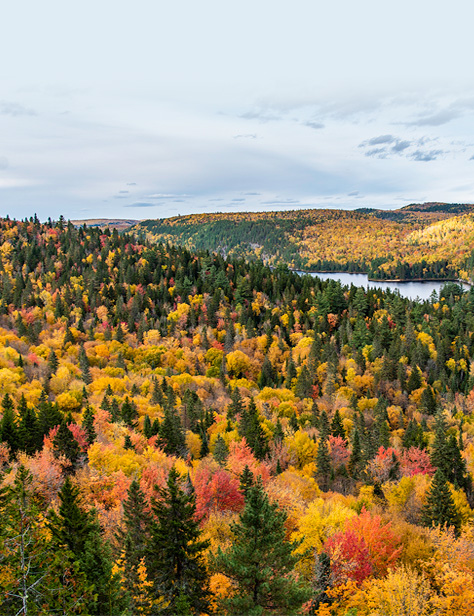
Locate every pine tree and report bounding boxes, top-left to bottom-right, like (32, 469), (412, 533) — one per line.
(295, 365), (312, 399)
(244, 399), (269, 461)
(213, 434), (229, 466)
(0, 467), (91, 615)
(227, 387), (243, 421)
(422, 469), (461, 535)
(430, 411), (449, 473)
(79, 344), (92, 385)
(273, 418), (284, 443)
(285, 352), (297, 388)
(52, 420), (81, 471)
(348, 428), (364, 478)
(17, 396), (41, 455)
(0, 393), (18, 455)
(331, 409), (346, 439)
(316, 434), (331, 491)
(421, 385), (437, 415)
(213, 477), (309, 614)
(258, 356), (275, 389)
(82, 405), (97, 446)
(121, 396), (138, 428)
(159, 408), (186, 456)
(146, 467), (211, 614)
(116, 479), (153, 615)
(407, 365), (422, 393)
(48, 476), (123, 615)
(239, 465), (254, 496)
(143, 414), (153, 439)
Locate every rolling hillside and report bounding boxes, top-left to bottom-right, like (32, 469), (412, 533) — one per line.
(134, 203), (474, 281)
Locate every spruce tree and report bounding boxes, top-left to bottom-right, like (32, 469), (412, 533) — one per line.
(48, 476), (122, 615)
(81, 406), (97, 446)
(116, 479), (153, 615)
(213, 434), (229, 466)
(146, 467), (211, 615)
(316, 434), (332, 491)
(239, 465), (254, 496)
(17, 396), (41, 455)
(422, 469), (461, 535)
(348, 428), (364, 478)
(331, 409), (346, 439)
(159, 407), (186, 457)
(0, 393), (18, 455)
(213, 477), (309, 614)
(52, 420), (81, 471)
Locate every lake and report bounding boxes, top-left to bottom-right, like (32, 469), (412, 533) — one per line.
(299, 271), (469, 301)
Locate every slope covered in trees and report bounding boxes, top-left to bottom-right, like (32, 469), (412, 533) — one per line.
(1, 216), (474, 613)
(136, 203), (474, 282)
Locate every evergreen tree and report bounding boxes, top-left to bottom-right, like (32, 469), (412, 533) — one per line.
(121, 396), (138, 428)
(48, 476), (122, 615)
(0, 393), (18, 455)
(159, 408), (186, 457)
(348, 428), (364, 478)
(0, 467), (90, 615)
(273, 418), (284, 443)
(421, 385), (437, 415)
(285, 352), (297, 388)
(239, 465), (254, 496)
(213, 434), (229, 466)
(244, 398), (269, 461)
(258, 356), (276, 389)
(143, 414), (153, 439)
(295, 365), (312, 399)
(227, 387), (243, 421)
(331, 409), (346, 439)
(52, 420), (81, 471)
(407, 365), (422, 393)
(316, 434), (331, 491)
(38, 401), (61, 441)
(213, 477), (309, 615)
(430, 411), (449, 473)
(422, 469), (461, 535)
(82, 405), (97, 446)
(116, 479), (153, 615)
(79, 344), (92, 385)
(147, 467), (211, 615)
(17, 396), (41, 455)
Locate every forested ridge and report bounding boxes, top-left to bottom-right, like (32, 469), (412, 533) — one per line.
(2, 215), (474, 613)
(136, 203), (474, 282)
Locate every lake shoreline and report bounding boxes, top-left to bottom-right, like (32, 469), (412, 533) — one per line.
(294, 269), (472, 287)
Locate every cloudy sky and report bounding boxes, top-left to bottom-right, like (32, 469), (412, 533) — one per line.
(2, 0), (474, 221)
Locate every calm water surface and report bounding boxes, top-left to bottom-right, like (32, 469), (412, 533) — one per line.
(300, 271), (468, 301)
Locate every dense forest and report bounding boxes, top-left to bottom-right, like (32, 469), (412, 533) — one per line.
(136, 203), (474, 282)
(2, 216), (474, 614)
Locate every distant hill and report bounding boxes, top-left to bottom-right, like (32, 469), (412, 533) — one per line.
(401, 202), (474, 214)
(133, 203), (474, 281)
(71, 218), (139, 231)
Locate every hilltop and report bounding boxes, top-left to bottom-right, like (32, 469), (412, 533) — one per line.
(133, 203), (474, 282)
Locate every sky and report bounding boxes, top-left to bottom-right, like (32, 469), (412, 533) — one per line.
(2, 0), (474, 221)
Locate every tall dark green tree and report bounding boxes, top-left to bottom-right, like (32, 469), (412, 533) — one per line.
(146, 467), (211, 615)
(17, 396), (41, 455)
(421, 469), (461, 535)
(331, 409), (346, 439)
(213, 477), (309, 615)
(158, 407), (186, 456)
(316, 434), (332, 491)
(0, 393), (18, 456)
(116, 479), (153, 615)
(82, 405), (97, 446)
(48, 476), (122, 615)
(53, 419), (81, 471)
